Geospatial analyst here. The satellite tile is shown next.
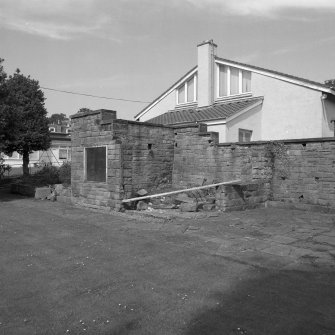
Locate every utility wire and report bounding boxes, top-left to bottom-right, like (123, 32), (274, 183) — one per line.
(40, 86), (150, 104)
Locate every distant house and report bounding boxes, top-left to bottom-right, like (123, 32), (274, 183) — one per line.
(2, 132), (71, 169)
(49, 118), (71, 135)
(135, 40), (335, 143)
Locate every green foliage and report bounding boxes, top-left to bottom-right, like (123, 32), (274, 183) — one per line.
(77, 107), (93, 114)
(22, 165), (60, 187)
(58, 162), (71, 186)
(265, 141), (290, 179)
(0, 59), (7, 152)
(0, 154), (11, 179)
(0, 65), (51, 175)
(48, 113), (66, 124)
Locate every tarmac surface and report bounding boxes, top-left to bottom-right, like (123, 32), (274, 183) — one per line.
(0, 189), (335, 334)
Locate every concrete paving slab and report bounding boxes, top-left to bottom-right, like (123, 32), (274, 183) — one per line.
(261, 244), (312, 259)
(322, 230), (335, 237)
(269, 235), (297, 244)
(261, 244), (293, 257)
(313, 235), (335, 246)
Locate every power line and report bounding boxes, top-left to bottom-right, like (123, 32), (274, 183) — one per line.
(40, 86), (151, 104)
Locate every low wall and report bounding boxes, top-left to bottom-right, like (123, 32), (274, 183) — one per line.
(271, 138), (335, 210)
(173, 126), (272, 210)
(173, 127), (335, 211)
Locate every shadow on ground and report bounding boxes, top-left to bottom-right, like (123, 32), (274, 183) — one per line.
(184, 268), (335, 335)
(0, 185), (31, 202)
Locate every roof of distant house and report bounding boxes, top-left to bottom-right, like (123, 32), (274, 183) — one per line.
(147, 97), (263, 126)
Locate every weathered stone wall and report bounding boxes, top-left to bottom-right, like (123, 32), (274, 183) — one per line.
(173, 126), (335, 211)
(70, 110), (174, 210)
(110, 120), (174, 200)
(272, 139), (335, 210)
(71, 110), (122, 210)
(173, 125), (272, 210)
(71, 110), (335, 212)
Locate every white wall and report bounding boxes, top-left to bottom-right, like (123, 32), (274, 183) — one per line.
(206, 122), (226, 142)
(226, 104), (262, 142)
(322, 98), (335, 137)
(252, 73), (323, 140)
(138, 90), (176, 122)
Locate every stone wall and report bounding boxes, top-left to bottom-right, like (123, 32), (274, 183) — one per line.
(70, 110), (174, 210)
(71, 110), (335, 212)
(71, 109), (121, 210)
(271, 139), (335, 210)
(173, 126), (335, 211)
(173, 125), (272, 210)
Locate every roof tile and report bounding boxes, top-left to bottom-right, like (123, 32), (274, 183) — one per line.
(147, 97), (263, 125)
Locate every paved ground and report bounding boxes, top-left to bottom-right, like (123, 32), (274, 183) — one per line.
(1, 189), (335, 335)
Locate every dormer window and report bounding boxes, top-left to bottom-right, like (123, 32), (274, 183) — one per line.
(176, 75), (197, 105)
(218, 65), (251, 98)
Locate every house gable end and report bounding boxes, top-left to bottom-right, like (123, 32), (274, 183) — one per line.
(135, 66), (197, 120)
(215, 57), (335, 95)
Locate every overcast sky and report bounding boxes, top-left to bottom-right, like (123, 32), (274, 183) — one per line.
(1, 0), (335, 120)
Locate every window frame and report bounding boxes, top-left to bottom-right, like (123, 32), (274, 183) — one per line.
(176, 75), (197, 105)
(84, 146), (107, 183)
(216, 64), (252, 99)
(59, 148), (69, 160)
(238, 128), (253, 143)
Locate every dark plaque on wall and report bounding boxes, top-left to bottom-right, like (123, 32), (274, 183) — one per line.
(86, 147), (106, 182)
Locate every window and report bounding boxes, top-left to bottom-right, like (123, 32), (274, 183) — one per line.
(29, 151), (39, 160)
(59, 149), (68, 160)
(177, 75), (197, 105)
(49, 127), (55, 132)
(5, 152), (21, 159)
(218, 65), (251, 98)
(238, 129), (252, 143)
(86, 147), (106, 182)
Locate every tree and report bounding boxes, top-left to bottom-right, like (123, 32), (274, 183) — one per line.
(0, 68), (51, 176)
(0, 59), (7, 152)
(48, 113), (67, 124)
(77, 107), (93, 114)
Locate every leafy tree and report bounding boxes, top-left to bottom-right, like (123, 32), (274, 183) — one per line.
(0, 59), (7, 152)
(77, 107), (93, 114)
(0, 68), (51, 176)
(48, 113), (67, 124)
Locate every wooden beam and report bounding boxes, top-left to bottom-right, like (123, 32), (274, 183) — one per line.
(122, 179), (241, 203)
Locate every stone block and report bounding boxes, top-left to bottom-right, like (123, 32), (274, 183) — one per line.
(137, 189), (148, 196)
(35, 187), (52, 200)
(137, 200), (148, 211)
(202, 203), (216, 211)
(54, 184), (64, 195)
(180, 202), (198, 212)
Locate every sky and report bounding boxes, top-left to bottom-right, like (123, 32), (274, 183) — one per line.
(1, 0), (335, 120)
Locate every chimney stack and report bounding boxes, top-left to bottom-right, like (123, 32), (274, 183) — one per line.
(197, 39), (217, 107)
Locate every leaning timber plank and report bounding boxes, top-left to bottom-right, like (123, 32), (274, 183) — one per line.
(122, 179), (241, 203)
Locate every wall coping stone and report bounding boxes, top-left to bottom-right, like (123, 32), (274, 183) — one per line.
(99, 119), (174, 129)
(70, 109), (116, 119)
(217, 137), (335, 147)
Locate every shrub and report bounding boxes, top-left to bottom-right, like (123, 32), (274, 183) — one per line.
(0, 154), (11, 180)
(28, 165), (60, 186)
(58, 162), (71, 186)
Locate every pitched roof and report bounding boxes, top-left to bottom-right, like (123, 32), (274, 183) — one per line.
(136, 56), (335, 121)
(215, 57), (335, 94)
(134, 66), (197, 120)
(147, 97), (263, 125)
